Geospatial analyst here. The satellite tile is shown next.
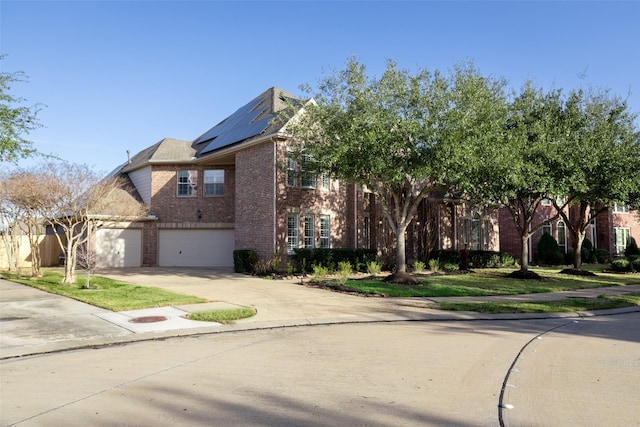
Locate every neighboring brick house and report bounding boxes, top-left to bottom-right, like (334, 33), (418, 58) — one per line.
(93, 86), (500, 269)
(499, 200), (640, 264)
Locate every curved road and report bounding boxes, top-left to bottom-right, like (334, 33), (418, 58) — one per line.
(2, 312), (638, 426)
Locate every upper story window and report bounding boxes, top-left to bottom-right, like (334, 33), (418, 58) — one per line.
(287, 153), (326, 190)
(613, 203), (629, 213)
(177, 170), (198, 197)
(321, 173), (331, 191)
(204, 170), (224, 197)
(300, 154), (317, 189)
(541, 195), (565, 206)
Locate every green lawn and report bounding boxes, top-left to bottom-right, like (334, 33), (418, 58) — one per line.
(436, 293), (640, 314)
(321, 267), (640, 298)
(187, 307), (257, 323)
(1, 270), (206, 311)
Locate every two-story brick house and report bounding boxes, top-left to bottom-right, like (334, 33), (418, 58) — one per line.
(499, 200), (640, 264)
(93, 87), (500, 269)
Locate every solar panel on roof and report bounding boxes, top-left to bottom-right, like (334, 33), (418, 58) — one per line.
(193, 94), (275, 156)
(199, 116), (271, 154)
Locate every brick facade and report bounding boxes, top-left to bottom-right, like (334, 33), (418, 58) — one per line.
(499, 202), (640, 263)
(235, 141), (277, 258)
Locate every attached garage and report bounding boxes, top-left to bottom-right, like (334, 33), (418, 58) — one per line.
(158, 229), (234, 267)
(95, 228), (142, 268)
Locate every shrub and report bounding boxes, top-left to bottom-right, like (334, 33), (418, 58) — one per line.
(625, 239), (640, 257)
(430, 250), (459, 265)
(252, 258), (272, 276)
(631, 258), (640, 272)
(430, 249), (515, 269)
(581, 238), (594, 263)
(536, 232), (564, 265)
(287, 262), (294, 276)
(293, 248), (377, 271)
(429, 258), (440, 272)
(233, 250), (257, 273)
(564, 249), (575, 265)
(595, 249), (609, 264)
(442, 262), (459, 272)
(500, 252), (516, 266)
(293, 248), (314, 273)
(610, 258), (631, 272)
(311, 264), (329, 282)
(366, 260), (382, 276)
(413, 260), (426, 273)
(336, 261), (353, 284)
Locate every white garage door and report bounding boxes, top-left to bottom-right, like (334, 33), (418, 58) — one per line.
(96, 228), (142, 268)
(158, 229), (234, 267)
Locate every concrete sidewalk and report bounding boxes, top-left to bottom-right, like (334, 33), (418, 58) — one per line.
(2, 268), (639, 359)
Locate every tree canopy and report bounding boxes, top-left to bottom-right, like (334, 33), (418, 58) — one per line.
(285, 59), (506, 279)
(0, 57), (42, 162)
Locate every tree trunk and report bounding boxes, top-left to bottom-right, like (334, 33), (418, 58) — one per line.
(63, 239), (76, 284)
(573, 230), (586, 270)
(395, 223), (408, 273)
(520, 235), (530, 272)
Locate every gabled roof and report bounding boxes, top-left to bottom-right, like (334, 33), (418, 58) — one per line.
(121, 138), (195, 173)
(118, 87), (300, 173)
(193, 86), (299, 157)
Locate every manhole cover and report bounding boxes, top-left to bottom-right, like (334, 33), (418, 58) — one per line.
(129, 316), (168, 323)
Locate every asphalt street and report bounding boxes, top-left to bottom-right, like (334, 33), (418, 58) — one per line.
(1, 268), (639, 426)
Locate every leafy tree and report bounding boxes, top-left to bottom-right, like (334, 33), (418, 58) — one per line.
(0, 57), (42, 162)
(12, 162), (148, 284)
(460, 82), (564, 277)
(285, 59), (502, 281)
(551, 88), (640, 270)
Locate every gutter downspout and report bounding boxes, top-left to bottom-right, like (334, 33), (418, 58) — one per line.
(354, 184), (358, 248)
(273, 138), (277, 255)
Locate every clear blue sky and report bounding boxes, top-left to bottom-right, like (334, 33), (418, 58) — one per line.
(2, 1), (639, 174)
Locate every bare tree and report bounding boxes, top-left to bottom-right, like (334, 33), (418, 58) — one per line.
(14, 162), (148, 284)
(0, 189), (22, 274)
(1, 170), (49, 277)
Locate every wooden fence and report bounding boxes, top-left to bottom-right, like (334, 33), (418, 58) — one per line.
(0, 235), (61, 270)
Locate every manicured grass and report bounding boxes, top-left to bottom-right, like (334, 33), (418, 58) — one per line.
(1, 270), (206, 311)
(435, 293), (640, 314)
(187, 307), (257, 323)
(321, 267), (640, 297)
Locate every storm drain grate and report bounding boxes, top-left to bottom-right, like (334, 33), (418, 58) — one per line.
(129, 316), (168, 323)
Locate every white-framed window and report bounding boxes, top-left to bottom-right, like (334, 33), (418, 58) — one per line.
(203, 169), (224, 196)
(614, 227), (631, 255)
(321, 173), (330, 191)
(541, 198), (552, 206)
(557, 220), (567, 254)
(177, 170), (198, 197)
(613, 203), (629, 213)
(303, 214), (315, 248)
(320, 215), (330, 248)
(287, 156), (297, 187)
(287, 214), (298, 254)
(483, 220), (490, 250)
(542, 223), (552, 236)
(300, 154), (317, 189)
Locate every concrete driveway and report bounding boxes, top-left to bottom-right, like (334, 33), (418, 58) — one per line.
(2, 267), (639, 359)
